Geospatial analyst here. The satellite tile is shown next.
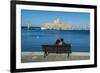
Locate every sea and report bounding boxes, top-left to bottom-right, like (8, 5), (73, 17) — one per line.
(21, 28), (90, 52)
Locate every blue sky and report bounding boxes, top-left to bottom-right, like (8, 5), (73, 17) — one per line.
(21, 9), (90, 28)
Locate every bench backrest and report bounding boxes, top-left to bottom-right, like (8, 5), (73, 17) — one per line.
(42, 45), (72, 54)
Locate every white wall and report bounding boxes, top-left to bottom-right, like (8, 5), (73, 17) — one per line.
(0, 0), (99, 73)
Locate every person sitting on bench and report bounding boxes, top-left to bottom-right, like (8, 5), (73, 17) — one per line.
(59, 38), (66, 45)
(55, 39), (60, 45)
(55, 38), (66, 46)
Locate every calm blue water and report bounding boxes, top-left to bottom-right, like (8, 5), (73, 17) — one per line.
(21, 29), (90, 52)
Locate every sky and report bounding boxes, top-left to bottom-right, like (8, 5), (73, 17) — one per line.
(21, 9), (90, 28)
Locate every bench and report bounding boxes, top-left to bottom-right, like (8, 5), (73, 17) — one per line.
(42, 44), (72, 58)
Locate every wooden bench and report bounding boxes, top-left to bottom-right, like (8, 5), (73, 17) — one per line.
(42, 44), (72, 58)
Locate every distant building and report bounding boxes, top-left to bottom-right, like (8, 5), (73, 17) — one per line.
(41, 18), (89, 30)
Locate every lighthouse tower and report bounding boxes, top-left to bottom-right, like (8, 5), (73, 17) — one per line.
(27, 22), (30, 31)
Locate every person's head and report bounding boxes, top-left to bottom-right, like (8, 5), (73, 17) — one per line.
(60, 38), (64, 42)
(56, 39), (60, 44)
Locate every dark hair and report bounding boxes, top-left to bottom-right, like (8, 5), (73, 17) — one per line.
(56, 39), (60, 44)
(61, 38), (64, 41)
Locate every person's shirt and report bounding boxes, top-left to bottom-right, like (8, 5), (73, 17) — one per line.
(58, 42), (63, 45)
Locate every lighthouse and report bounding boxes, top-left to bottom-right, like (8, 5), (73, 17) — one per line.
(27, 22), (30, 31)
